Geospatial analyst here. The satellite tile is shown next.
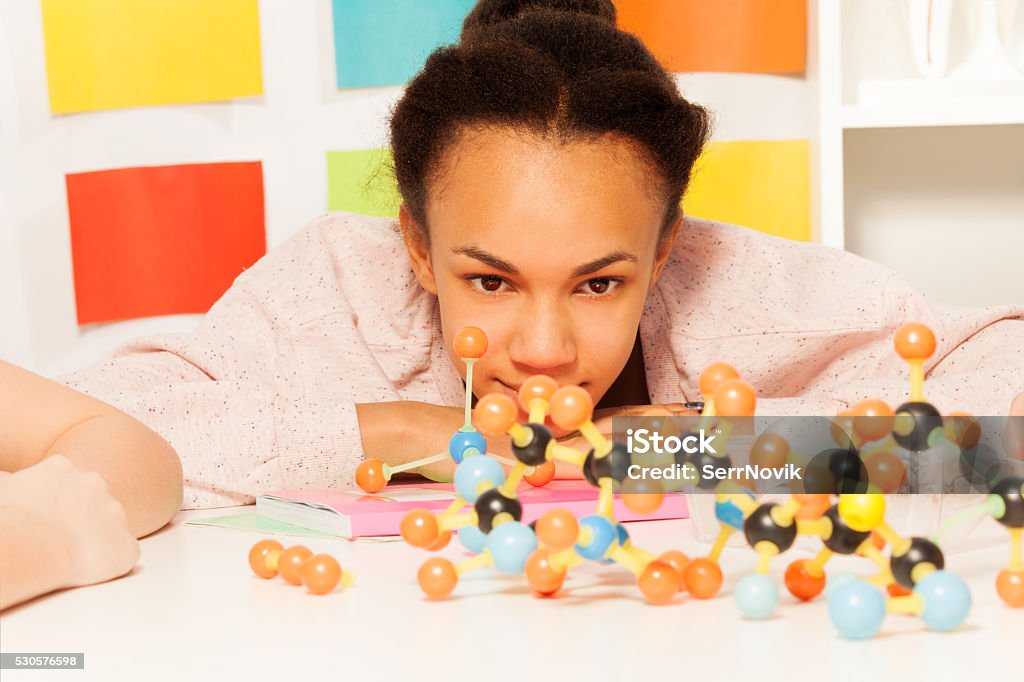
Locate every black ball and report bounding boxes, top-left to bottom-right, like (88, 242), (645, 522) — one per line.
(687, 451), (732, 491)
(805, 448), (868, 494)
(511, 423), (553, 466)
(891, 537), (944, 589)
(673, 432), (701, 468)
(474, 488), (523, 533)
(822, 505), (871, 555)
(583, 442), (633, 488)
(743, 503), (797, 553)
(989, 477), (1024, 528)
(892, 402), (944, 452)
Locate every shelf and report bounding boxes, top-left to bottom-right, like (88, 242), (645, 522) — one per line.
(842, 80), (1024, 129)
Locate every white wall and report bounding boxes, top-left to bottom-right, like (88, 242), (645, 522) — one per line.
(0, 0), (814, 376)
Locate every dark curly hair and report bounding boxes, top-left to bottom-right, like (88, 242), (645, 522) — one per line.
(389, 0), (712, 240)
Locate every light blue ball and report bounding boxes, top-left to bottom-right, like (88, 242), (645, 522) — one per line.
(486, 521), (537, 575)
(449, 429), (488, 464)
(575, 515), (618, 561)
(457, 524), (487, 554)
(915, 571), (971, 632)
(828, 580), (886, 640)
(453, 456), (505, 503)
(735, 573), (779, 619)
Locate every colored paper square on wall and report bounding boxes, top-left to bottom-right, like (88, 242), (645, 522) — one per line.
(332, 0), (476, 88)
(615, 0), (806, 74)
(66, 162), (267, 325)
(41, 0), (263, 114)
(327, 149), (401, 217)
(683, 139), (810, 241)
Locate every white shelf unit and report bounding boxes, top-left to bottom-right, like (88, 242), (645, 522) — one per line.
(809, 0), (1024, 307)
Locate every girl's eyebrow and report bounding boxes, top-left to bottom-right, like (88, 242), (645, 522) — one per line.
(571, 251), (638, 277)
(453, 246), (519, 274)
(452, 246), (638, 278)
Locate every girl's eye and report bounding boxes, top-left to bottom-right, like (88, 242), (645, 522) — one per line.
(468, 275), (509, 294)
(577, 278), (620, 297)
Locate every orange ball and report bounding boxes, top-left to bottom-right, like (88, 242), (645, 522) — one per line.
(248, 539), (283, 579)
(713, 379), (756, 416)
(699, 362), (740, 397)
(793, 494), (832, 521)
(620, 477), (665, 514)
(657, 550), (691, 592)
(278, 545), (313, 586)
(831, 411), (857, 448)
(851, 399), (896, 442)
(400, 509), (440, 549)
(750, 433), (790, 470)
(549, 386), (594, 431)
(638, 561), (679, 605)
(355, 459), (389, 494)
(784, 559), (826, 601)
(453, 326), (488, 359)
(535, 509), (579, 551)
(683, 558), (723, 599)
(519, 375), (559, 412)
(865, 451), (906, 493)
(996, 569), (1024, 608)
(418, 557), (458, 600)
(426, 530), (452, 552)
(524, 460), (556, 487)
(473, 394), (519, 436)
(894, 322), (936, 361)
(301, 554), (342, 595)
(525, 550), (566, 596)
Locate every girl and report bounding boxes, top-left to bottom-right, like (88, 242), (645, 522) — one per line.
(47, 0), (1024, 512)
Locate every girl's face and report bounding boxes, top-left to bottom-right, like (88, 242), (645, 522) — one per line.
(401, 127), (678, 410)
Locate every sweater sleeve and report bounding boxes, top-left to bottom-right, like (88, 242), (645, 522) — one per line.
(771, 273), (1024, 417)
(58, 219), (402, 509)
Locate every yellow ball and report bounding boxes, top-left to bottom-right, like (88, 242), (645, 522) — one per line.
(838, 494), (886, 532)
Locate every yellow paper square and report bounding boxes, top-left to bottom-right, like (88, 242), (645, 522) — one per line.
(41, 0), (263, 114)
(684, 140), (810, 241)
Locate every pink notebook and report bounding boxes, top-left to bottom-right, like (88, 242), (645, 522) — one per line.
(256, 480), (688, 539)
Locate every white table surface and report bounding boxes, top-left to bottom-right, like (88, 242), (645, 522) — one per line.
(1, 507), (1019, 682)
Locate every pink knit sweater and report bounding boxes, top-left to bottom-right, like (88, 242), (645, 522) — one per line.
(59, 212), (1024, 508)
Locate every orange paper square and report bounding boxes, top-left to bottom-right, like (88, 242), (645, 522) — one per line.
(615, 0), (806, 74)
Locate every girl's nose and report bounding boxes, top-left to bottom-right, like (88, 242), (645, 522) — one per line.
(507, 301), (577, 373)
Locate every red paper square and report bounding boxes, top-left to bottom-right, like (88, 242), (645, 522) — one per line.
(66, 161), (266, 325)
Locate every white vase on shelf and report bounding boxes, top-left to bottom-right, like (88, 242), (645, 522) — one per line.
(949, 0), (1023, 80)
(906, 0), (955, 79)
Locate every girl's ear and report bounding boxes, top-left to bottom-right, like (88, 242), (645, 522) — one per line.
(399, 204), (438, 294)
(650, 215), (682, 287)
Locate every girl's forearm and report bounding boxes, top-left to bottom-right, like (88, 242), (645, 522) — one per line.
(355, 401), (466, 466)
(46, 414), (183, 538)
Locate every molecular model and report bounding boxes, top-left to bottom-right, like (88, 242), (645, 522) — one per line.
(825, 495), (971, 639)
(928, 475), (1024, 608)
(403, 365), (758, 604)
(248, 540), (353, 595)
(353, 327), (555, 494)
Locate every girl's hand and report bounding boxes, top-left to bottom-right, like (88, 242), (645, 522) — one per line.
(0, 455), (140, 590)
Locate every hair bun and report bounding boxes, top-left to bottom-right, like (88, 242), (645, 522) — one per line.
(462, 0), (616, 35)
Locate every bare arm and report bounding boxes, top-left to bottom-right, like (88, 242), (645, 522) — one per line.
(0, 360), (183, 537)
